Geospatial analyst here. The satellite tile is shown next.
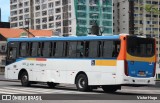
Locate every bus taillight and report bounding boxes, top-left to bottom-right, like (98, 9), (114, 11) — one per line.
(124, 60), (128, 76)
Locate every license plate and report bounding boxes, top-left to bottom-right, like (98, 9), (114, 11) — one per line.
(139, 71), (145, 76)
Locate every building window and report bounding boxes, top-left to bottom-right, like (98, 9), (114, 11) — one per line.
(42, 11), (47, 16)
(36, 12), (40, 17)
(11, 4), (17, 10)
(42, 24), (47, 29)
(19, 9), (23, 14)
(42, 4), (47, 10)
(42, 18), (47, 23)
(11, 23), (18, 27)
(19, 16), (23, 20)
(24, 14), (29, 19)
(36, 25), (41, 29)
(56, 22), (61, 27)
(56, 8), (61, 13)
(55, 1), (61, 6)
(36, 6), (40, 10)
(36, 19), (40, 24)
(49, 23), (54, 28)
(49, 16), (54, 21)
(41, 0), (46, 3)
(56, 29), (61, 33)
(19, 2), (23, 8)
(24, 1), (29, 6)
(24, 8), (29, 13)
(55, 15), (61, 20)
(35, 0), (40, 4)
(19, 22), (23, 26)
(48, 2), (54, 8)
(48, 9), (54, 15)
(11, 11), (17, 16)
(11, 17), (18, 22)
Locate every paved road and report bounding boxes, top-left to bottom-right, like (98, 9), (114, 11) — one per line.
(0, 81), (160, 103)
(0, 81), (159, 95)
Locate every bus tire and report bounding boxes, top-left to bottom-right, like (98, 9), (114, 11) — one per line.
(102, 85), (120, 93)
(76, 74), (90, 92)
(20, 71), (30, 87)
(47, 82), (57, 88)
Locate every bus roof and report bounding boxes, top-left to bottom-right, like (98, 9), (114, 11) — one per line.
(7, 35), (120, 42)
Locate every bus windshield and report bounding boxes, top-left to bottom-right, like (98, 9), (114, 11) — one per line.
(127, 36), (155, 57)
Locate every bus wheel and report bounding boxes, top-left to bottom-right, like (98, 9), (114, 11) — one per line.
(102, 85), (120, 93)
(47, 82), (57, 88)
(20, 71), (30, 87)
(76, 74), (90, 92)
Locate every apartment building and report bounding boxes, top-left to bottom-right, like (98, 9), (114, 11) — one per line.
(113, 0), (159, 37)
(10, 0), (113, 36)
(113, 0), (134, 35)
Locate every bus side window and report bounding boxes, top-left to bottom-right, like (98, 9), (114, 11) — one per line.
(42, 42), (52, 57)
(88, 41), (99, 58)
(30, 42), (38, 57)
(19, 42), (28, 57)
(77, 41), (84, 57)
(8, 47), (17, 59)
(54, 42), (64, 57)
(103, 41), (114, 58)
(68, 42), (77, 58)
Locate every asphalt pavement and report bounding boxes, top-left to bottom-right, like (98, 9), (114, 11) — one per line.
(1, 74), (160, 87)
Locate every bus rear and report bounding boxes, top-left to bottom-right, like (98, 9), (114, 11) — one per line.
(121, 35), (156, 85)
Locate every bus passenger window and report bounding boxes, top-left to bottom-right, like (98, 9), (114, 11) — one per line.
(19, 42), (28, 57)
(77, 42), (84, 57)
(30, 42), (38, 57)
(8, 48), (17, 59)
(68, 42), (77, 58)
(54, 42), (64, 57)
(42, 42), (52, 57)
(88, 41), (99, 58)
(103, 41), (114, 58)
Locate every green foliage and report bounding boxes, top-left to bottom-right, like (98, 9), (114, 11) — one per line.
(145, 4), (160, 14)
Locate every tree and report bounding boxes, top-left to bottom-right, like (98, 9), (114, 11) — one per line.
(145, 4), (160, 14)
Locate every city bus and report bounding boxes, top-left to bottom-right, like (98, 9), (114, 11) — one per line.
(5, 34), (156, 92)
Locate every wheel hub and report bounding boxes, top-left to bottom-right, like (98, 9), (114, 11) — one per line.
(78, 78), (85, 88)
(22, 75), (28, 83)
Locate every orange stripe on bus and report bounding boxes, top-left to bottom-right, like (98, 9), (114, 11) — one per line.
(36, 58), (46, 61)
(95, 60), (117, 66)
(126, 53), (156, 62)
(26, 58), (36, 61)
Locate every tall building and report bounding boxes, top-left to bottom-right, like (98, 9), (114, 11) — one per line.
(10, 0), (113, 36)
(113, 0), (134, 35)
(113, 0), (160, 36)
(113, 0), (160, 78)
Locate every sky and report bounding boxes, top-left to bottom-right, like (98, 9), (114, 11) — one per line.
(0, 0), (10, 22)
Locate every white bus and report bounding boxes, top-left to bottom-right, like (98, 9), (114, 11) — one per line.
(5, 34), (156, 92)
